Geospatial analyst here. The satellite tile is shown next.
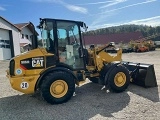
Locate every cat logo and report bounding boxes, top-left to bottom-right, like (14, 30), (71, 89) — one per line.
(32, 57), (44, 68)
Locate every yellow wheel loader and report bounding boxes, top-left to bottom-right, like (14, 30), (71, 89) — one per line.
(6, 18), (157, 104)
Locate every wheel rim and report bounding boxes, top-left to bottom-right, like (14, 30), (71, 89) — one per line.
(114, 72), (126, 87)
(50, 80), (68, 98)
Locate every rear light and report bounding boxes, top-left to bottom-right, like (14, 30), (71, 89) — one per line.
(9, 59), (15, 76)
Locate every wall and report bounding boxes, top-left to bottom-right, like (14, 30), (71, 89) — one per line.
(11, 27), (21, 56)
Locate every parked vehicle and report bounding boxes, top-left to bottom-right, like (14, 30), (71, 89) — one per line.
(135, 44), (149, 52)
(6, 18), (157, 104)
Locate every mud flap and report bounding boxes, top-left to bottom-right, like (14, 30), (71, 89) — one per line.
(122, 62), (157, 87)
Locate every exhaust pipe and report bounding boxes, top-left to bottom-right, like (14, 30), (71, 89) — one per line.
(122, 62), (157, 87)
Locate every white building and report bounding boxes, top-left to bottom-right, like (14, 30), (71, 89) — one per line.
(14, 22), (38, 53)
(0, 16), (38, 60)
(0, 16), (21, 60)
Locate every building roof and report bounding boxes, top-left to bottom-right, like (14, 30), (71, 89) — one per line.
(14, 23), (29, 29)
(0, 16), (21, 31)
(14, 22), (39, 35)
(83, 31), (145, 45)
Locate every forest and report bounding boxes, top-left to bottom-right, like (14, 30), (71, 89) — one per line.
(84, 24), (160, 41)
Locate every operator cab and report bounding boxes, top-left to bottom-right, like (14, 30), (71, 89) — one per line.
(37, 18), (88, 70)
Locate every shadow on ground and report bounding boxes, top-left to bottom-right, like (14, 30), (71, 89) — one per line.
(128, 84), (159, 102)
(0, 82), (130, 120)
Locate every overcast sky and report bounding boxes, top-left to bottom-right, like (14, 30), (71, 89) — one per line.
(0, 0), (160, 32)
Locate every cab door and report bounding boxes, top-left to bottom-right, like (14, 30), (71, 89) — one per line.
(57, 21), (85, 70)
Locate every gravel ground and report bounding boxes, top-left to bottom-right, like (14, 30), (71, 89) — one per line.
(0, 49), (160, 120)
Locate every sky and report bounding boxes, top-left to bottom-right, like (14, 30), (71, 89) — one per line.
(0, 0), (160, 33)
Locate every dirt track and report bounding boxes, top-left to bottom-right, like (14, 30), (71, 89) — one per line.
(0, 49), (160, 120)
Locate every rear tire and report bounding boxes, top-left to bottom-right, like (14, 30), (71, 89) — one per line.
(105, 65), (130, 93)
(41, 71), (75, 104)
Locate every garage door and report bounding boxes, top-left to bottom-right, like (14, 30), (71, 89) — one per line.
(0, 28), (11, 60)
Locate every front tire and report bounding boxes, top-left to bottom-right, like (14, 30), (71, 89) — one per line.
(105, 65), (130, 93)
(41, 71), (75, 104)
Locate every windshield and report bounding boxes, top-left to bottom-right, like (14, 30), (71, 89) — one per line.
(57, 21), (80, 46)
(41, 21), (54, 52)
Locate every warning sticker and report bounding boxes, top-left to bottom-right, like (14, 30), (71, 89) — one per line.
(15, 69), (22, 75)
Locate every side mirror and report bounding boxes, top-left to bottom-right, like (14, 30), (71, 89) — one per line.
(83, 23), (88, 32)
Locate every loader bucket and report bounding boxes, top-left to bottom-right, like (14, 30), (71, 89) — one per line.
(122, 62), (157, 88)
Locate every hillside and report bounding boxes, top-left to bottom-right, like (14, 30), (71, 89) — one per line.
(84, 24), (160, 41)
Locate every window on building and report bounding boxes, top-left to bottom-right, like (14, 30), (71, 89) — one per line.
(30, 35), (32, 40)
(22, 34), (24, 38)
(6, 45), (10, 48)
(0, 40), (10, 48)
(26, 35), (28, 39)
(5, 40), (10, 44)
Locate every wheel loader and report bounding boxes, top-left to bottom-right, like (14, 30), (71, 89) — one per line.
(6, 18), (157, 104)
